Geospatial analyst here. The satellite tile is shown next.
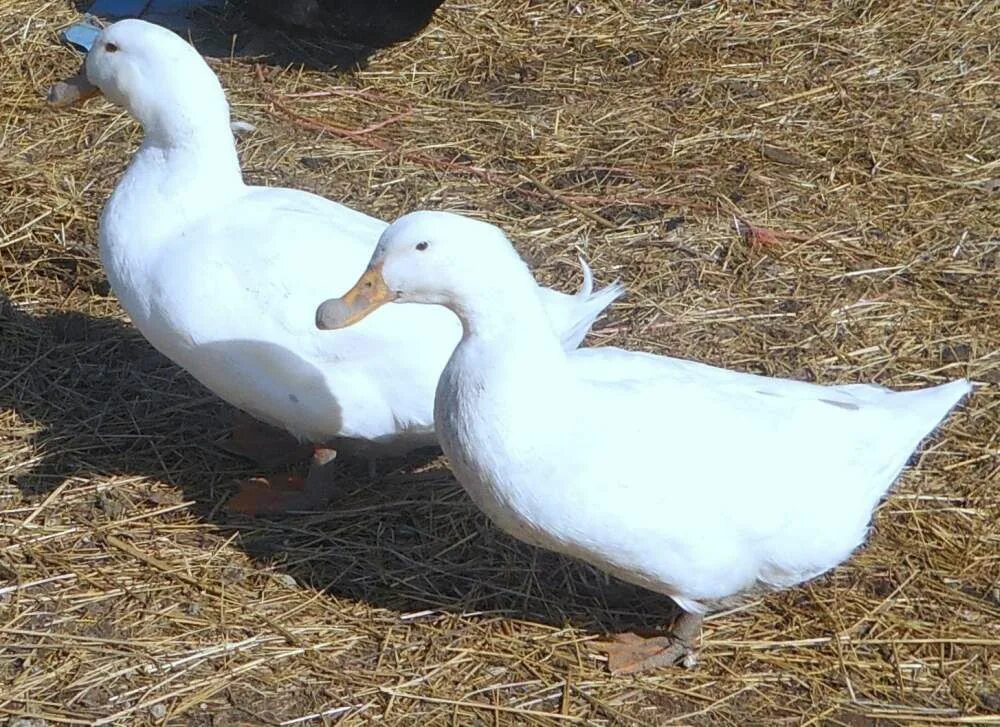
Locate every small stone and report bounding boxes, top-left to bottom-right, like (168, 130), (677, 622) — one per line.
(979, 691), (1000, 711)
(150, 703), (167, 719)
(664, 216), (685, 232)
(762, 144), (808, 166)
(940, 343), (971, 364)
(230, 120), (256, 134)
(146, 489), (181, 506)
(299, 156), (329, 170)
(981, 367), (1000, 384)
(623, 50), (642, 66)
(221, 565), (245, 584)
(97, 492), (126, 520)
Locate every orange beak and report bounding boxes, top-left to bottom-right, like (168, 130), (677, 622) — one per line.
(316, 264), (394, 330)
(47, 64), (100, 108)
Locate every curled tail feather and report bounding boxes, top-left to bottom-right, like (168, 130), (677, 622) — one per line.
(547, 257), (625, 350)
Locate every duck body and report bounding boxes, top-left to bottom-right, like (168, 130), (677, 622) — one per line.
(59, 20), (622, 460)
(438, 336), (970, 612)
(317, 210), (971, 669)
(100, 171), (433, 449)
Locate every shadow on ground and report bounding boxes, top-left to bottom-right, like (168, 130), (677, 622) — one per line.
(0, 292), (680, 635)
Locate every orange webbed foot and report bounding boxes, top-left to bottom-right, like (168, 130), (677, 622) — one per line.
(225, 447), (338, 516)
(596, 612), (702, 674)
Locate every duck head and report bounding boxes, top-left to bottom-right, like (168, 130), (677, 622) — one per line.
(47, 19), (230, 143)
(316, 210), (531, 330)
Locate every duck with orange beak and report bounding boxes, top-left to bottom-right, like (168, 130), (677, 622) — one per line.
(46, 20), (624, 515)
(316, 210), (971, 673)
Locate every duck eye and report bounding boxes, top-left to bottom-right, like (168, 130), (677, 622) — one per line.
(105, 42), (119, 53)
(415, 241), (429, 251)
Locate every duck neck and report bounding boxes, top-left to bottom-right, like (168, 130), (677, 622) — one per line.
(99, 110), (244, 260)
(434, 273), (572, 505)
(451, 275), (568, 371)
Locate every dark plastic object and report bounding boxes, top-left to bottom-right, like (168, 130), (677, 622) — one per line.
(238, 0), (445, 48)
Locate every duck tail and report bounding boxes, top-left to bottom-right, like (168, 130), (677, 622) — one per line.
(539, 257), (625, 350)
(873, 379), (972, 498)
(893, 379), (972, 438)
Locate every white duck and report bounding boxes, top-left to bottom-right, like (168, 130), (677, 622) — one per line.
(316, 210), (972, 673)
(47, 20), (622, 514)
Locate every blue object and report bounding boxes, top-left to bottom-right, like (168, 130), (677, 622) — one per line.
(59, 0), (225, 53)
(87, 0), (150, 16)
(87, 0), (225, 18)
(61, 17), (102, 51)
(86, 0), (223, 20)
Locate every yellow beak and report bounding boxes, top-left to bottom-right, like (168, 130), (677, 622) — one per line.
(47, 64), (101, 108)
(316, 264), (394, 330)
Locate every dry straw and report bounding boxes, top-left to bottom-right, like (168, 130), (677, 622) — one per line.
(1, 0), (997, 724)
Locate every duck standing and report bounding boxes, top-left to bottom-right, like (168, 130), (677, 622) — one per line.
(316, 210), (972, 673)
(46, 20), (622, 514)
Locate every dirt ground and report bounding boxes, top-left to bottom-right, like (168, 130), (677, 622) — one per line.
(1, 0), (997, 724)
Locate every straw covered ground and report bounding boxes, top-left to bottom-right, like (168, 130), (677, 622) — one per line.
(1, 0), (998, 723)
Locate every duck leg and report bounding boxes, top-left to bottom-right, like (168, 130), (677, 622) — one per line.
(601, 611), (702, 674)
(226, 446), (338, 515)
(217, 412), (312, 467)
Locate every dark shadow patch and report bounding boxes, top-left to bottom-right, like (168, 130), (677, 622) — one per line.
(0, 293), (681, 636)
